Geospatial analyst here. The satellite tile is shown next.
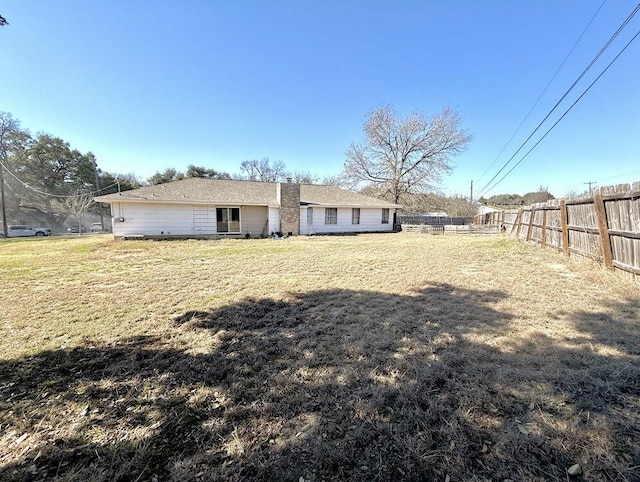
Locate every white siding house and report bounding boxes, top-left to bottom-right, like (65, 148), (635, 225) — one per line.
(300, 207), (393, 235)
(95, 178), (399, 239)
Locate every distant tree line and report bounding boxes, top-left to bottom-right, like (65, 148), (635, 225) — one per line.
(146, 158), (338, 186)
(478, 187), (555, 207)
(0, 112), (141, 231)
(147, 165), (231, 185)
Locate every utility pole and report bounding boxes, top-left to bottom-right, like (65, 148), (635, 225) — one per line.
(93, 161), (105, 230)
(0, 163), (8, 238)
(0, 118), (9, 239)
(470, 180), (474, 203)
(584, 181), (597, 196)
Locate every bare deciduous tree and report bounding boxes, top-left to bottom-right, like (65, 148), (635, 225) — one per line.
(320, 174), (349, 188)
(288, 170), (319, 184)
(344, 106), (471, 205)
(64, 189), (95, 234)
(240, 157), (287, 182)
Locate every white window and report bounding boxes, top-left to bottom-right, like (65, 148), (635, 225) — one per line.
(382, 208), (389, 224)
(216, 207), (240, 233)
(352, 208), (360, 225)
(307, 207), (313, 226)
(325, 208), (337, 225)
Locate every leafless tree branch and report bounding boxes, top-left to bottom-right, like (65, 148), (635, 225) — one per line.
(345, 106), (471, 205)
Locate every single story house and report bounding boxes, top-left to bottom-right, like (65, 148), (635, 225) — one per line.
(93, 178), (401, 239)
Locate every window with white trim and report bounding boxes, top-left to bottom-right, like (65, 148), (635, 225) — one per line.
(216, 207), (240, 233)
(382, 208), (389, 224)
(352, 208), (360, 224)
(307, 207), (313, 226)
(325, 208), (337, 225)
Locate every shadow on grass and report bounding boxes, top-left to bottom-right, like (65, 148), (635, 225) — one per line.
(0, 284), (638, 481)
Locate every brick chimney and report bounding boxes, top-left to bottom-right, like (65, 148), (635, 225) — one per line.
(278, 182), (300, 236)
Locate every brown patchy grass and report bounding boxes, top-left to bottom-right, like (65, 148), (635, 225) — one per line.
(0, 233), (638, 481)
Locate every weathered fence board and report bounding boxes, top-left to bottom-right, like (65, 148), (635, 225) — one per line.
(475, 181), (640, 278)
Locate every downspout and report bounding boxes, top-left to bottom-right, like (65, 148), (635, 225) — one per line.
(276, 182), (282, 234)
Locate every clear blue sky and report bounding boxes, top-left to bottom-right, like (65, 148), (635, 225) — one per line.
(1, 1), (639, 199)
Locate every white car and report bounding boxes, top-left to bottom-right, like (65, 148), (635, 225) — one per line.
(1, 225), (51, 237)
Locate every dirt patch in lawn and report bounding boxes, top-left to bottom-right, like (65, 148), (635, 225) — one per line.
(0, 234), (638, 481)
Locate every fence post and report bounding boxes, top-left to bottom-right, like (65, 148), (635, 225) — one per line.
(514, 208), (523, 236)
(526, 208), (535, 241)
(541, 209), (547, 248)
(593, 193), (614, 270)
(560, 200), (569, 257)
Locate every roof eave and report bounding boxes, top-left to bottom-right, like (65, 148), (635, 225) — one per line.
(94, 197), (273, 206)
(302, 202), (401, 208)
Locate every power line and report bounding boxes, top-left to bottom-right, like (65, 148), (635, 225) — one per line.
(478, 3), (640, 198)
(596, 169), (640, 182)
(479, 27), (640, 196)
(0, 159), (118, 199)
(476, 2), (640, 199)
(476, 0), (607, 184)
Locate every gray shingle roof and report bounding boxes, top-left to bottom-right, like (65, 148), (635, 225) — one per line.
(94, 178), (279, 206)
(94, 178), (400, 208)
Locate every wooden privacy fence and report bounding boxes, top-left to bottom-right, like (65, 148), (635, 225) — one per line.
(476, 181), (640, 278)
(402, 224), (500, 235)
(399, 215), (473, 225)
(402, 224), (445, 234)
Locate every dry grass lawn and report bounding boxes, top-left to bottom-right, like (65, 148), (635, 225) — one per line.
(0, 233), (638, 481)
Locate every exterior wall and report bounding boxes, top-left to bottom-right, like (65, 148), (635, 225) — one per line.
(240, 206), (269, 237)
(110, 202), (268, 238)
(109, 201), (394, 238)
(268, 207), (280, 235)
(300, 206), (313, 235)
(193, 206), (216, 235)
(112, 202), (193, 236)
(280, 183), (300, 235)
(300, 206), (395, 234)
